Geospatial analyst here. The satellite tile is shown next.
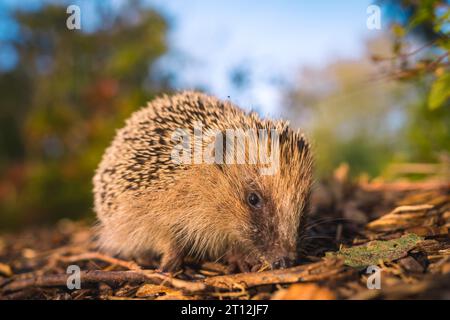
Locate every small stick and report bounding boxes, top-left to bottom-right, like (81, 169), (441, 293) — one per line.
(203, 258), (347, 290)
(1, 258), (347, 296)
(1, 270), (205, 294)
(58, 252), (142, 271)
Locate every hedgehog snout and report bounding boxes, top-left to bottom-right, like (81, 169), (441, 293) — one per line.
(271, 257), (291, 269)
(266, 250), (296, 269)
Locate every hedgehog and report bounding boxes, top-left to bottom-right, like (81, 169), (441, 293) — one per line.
(93, 91), (313, 272)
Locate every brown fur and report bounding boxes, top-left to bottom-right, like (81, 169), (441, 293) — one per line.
(93, 91), (313, 271)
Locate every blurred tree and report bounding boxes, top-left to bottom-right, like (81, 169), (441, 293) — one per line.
(376, 0), (449, 111)
(285, 1), (449, 179)
(376, 0), (450, 167)
(0, 1), (173, 229)
(284, 37), (414, 178)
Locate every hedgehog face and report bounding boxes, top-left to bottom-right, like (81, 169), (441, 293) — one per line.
(214, 130), (312, 270)
(240, 173), (310, 269)
(211, 161), (311, 269)
(242, 187), (298, 268)
(172, 126), (312, 270)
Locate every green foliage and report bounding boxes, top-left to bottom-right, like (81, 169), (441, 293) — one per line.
(405, 92), (450, 161)
(283, 41), (414, 178)
(286, 1), (449, 179)
(385, 0), (450, 160)
(382, 0), (449, 109)
(428, 72), (450, 109)
(0, 3), (172, 229)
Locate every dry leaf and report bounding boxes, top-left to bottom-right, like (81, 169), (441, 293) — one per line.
(326, 233), (423, 268)
(367, 204), (438, 232)
(135, 284), (181, 298)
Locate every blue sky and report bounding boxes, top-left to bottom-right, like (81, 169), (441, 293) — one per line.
(146, 0), (379, 115)
(0, 0), (383, 114)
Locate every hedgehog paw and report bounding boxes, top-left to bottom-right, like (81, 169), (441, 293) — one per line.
(159, 248), (184, 273)
(224, 251), (258, 273)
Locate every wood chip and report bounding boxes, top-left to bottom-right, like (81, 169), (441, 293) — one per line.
(0, 262), (13, 277)
(136, 284), (182, 298)
(272, 283), (336, 300)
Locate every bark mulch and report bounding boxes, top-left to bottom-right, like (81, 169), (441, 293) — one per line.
(1, 168), (449, 300)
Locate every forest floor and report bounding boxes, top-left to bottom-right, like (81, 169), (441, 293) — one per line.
(0, 165), (449, 300)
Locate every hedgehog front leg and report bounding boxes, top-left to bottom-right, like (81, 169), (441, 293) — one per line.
(224, 247), (261, 273)
(159, 243), (185, 272)
(225, 253), (251, 273)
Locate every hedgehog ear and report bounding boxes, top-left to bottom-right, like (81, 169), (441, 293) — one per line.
(203, 130), (227, 170)
(278, 127), (289, 145)
(297, 135), (306, 152)
(288, 129), (309, 153)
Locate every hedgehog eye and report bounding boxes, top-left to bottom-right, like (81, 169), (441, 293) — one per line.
(247, 192), (262, 209)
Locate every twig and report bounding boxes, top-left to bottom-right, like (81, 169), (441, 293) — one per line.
(58, 252), (142, 271)
(1, 258), (348, 295)
(203, 258), (349, 290)
(1, 269), (205, 294)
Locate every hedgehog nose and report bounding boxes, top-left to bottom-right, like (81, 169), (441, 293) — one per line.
(271, 257), (292, 269)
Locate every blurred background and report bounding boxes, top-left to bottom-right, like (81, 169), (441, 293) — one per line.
(0, 0), (448, 229)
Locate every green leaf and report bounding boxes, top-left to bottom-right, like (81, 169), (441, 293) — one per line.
(434, 10), (450, 34)
(429, 72), (450, 110)
(391, 23), (406, 38)
(326, 233), (423, 269)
